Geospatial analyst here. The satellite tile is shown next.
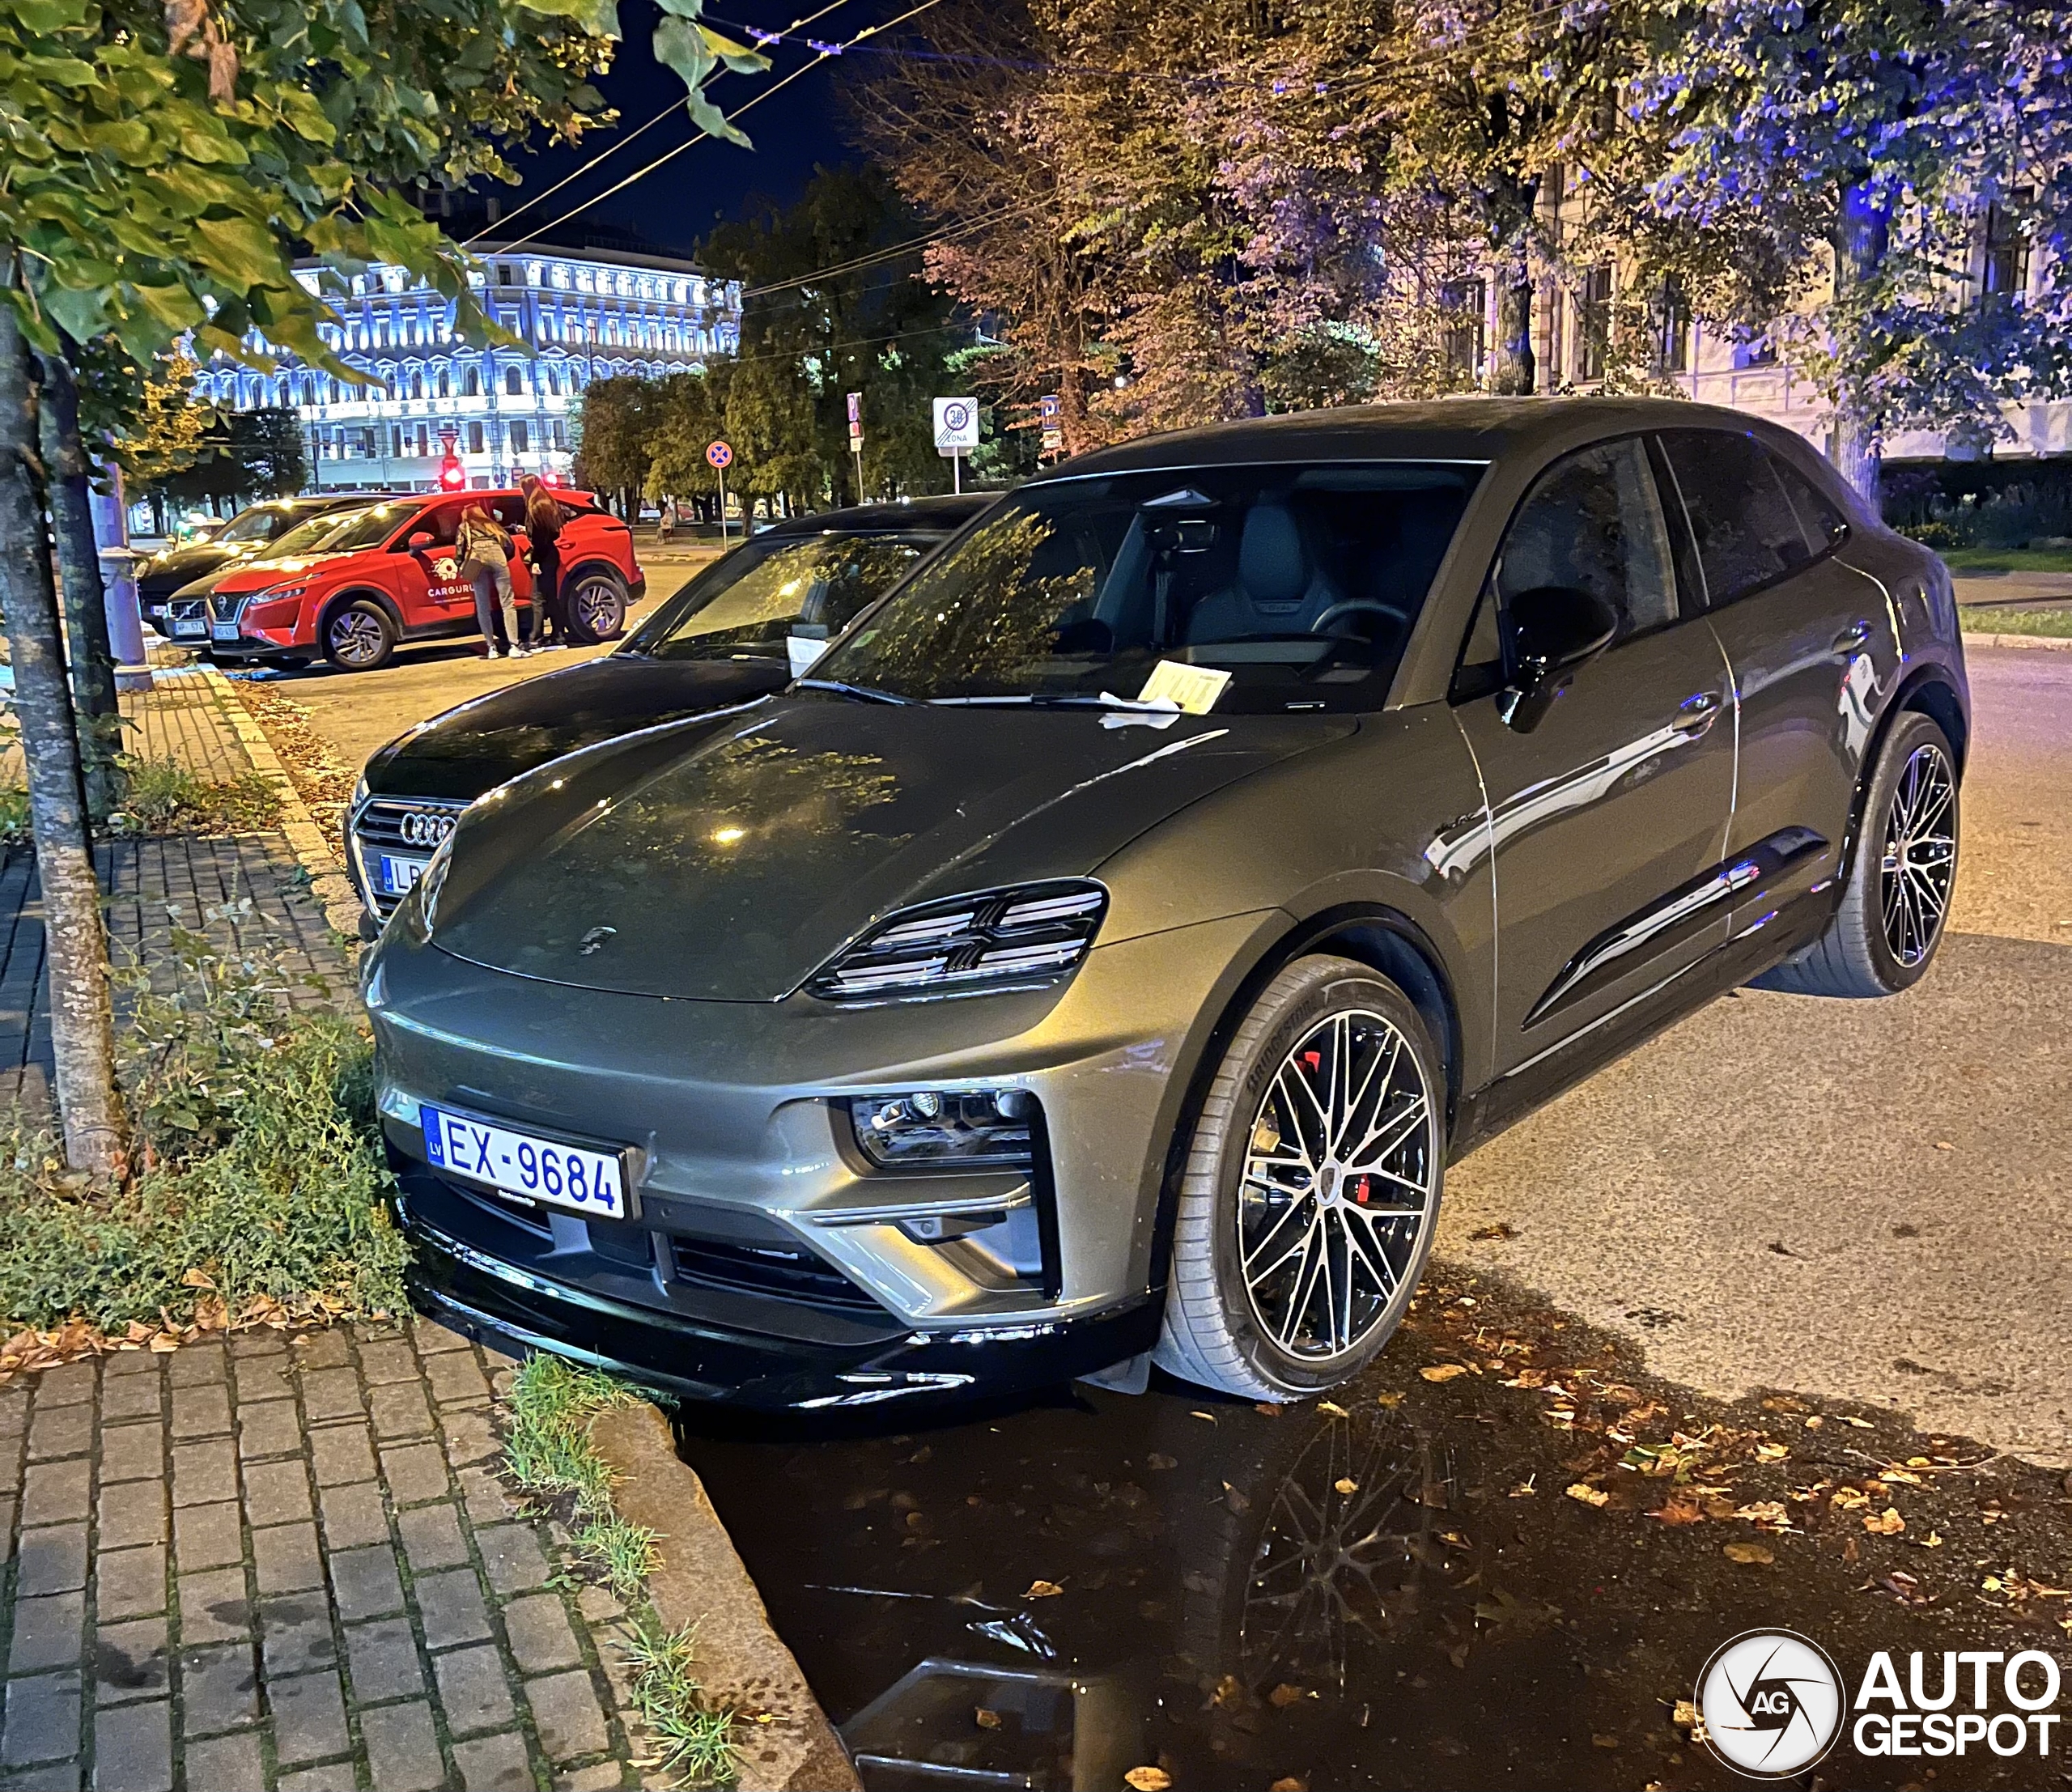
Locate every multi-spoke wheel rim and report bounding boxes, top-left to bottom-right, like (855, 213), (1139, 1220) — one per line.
(1879, 743), (1955, 967)
(570, 579), (620, 639)
(1238, 1009), (1437, 1362)
(329, 611), (385, 667)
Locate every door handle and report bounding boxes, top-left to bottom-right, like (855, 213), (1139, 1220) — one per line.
(1676, 690), (1722, 733)
(1832, 618), (1873, 652)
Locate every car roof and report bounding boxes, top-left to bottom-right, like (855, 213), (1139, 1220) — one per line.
(756, 493), (997, 538)
(1030, 397), (1789, 482)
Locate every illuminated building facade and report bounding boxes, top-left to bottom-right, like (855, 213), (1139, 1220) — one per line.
(196, 244), (741, 491)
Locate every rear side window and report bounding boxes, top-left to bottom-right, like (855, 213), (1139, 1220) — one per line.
(1767, 453), (1851, 554)
(1659, 430), (1829, 606)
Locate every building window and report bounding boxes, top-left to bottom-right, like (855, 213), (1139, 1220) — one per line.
(504, 366), (524, 397)
(1658, 276), (1692, 372)
(436, 367), (449, 399)
(510, 420), (529, 454)
(1575, 265), (1613, 383)
(464, 366), (480, 398)
(1734, 331), (1777, 369)
(545, 364), (559, 396)
(468, 420), (484, 453)
(1442, 277), (1486, 378)
(415, 424), (429, 456)
(410, 372), (424, 401)
(1982, 201), (2032, 301)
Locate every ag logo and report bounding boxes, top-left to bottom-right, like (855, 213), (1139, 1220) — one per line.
(1697, 1629), (1844, 1778)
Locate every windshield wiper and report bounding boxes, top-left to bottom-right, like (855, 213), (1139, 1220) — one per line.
(795, 677), (913, 706)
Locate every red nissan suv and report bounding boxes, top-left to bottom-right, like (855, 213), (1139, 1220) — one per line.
(202, 489), (643, 672)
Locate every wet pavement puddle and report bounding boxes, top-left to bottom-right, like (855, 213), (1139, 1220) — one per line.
(678, 1265), (2072, 1790)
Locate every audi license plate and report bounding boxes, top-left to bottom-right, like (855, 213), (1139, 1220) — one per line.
(421, 1105), (629, 1219)
(210, 621), (240, 642)
(378, 854), (428, 896)
(172, 617), (206, 640)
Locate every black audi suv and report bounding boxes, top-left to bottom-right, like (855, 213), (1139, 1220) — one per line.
(345, 494), (994, 926)
(362, 400), (1965, 1409)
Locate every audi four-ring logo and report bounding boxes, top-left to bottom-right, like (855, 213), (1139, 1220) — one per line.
(397, 810), (457, 847)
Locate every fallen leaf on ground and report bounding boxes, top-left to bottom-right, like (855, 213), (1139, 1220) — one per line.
(1190, 1410), (1217, 1423)
(1145, 1453), (1177, 1471)
(1509, 1478), (1537, 1498)
(1421, 1364), (1470, 1382)
(1651, 1494), (1706, 1525)
(1334, 1477), (1359, 1495)
(1269, 1778), (1308, 1792)
(974, 1709), (1001, 1730)
(1592, 1734), (1621, 1749)
(1023, 1579), (1064, 1599)
(1267, 1683), (1306, 1709)
(1863, 1508), (1905, 1535)
(1208, 1675), (1243, 1709)
(1467, 1221), (1518, 1241)
(1736, 1501), (1790, 1528)
(1317, 1399), (1349, 1416)
(1839, 1415), (1875, 1429)
(1376, 1391), (1404, 1408)
(1723, 1542), (1774, 1565)
(1124, 1770), (1173, 1791)
(1755, 1442), (1790, 1460)
(1565, 1483), (1610, 1507)
(1829, 1485), (1870, 1510)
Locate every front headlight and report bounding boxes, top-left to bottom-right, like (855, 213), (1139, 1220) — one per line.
(808, 881), (1107, 1002)
(349, 771), (369, 811)
(259, 583), (308, 603)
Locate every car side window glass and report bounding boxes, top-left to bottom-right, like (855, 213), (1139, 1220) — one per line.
(1765, 452), (1851, 554)
(1492, 437), (1679, 639)
(1660, 430), (1819, 605)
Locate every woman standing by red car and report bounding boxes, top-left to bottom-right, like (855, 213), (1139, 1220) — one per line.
(520, 475), (567, 649)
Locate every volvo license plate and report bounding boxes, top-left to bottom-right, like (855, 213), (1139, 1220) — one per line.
(421, 1105), (630, 1219)
(378, 855), (427, 897)
(172, 617), (206, 640)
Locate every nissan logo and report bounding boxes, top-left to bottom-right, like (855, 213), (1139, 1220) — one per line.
(397, 810), (457, 847)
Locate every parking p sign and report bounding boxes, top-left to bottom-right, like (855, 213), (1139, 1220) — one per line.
(932, 397), (979, 453)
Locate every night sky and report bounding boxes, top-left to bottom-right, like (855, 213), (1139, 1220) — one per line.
(488, 0), (907, 262)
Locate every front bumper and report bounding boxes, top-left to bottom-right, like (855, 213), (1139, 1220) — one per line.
(399, 1177), (1160, 1409)
(366, 906), (1279, 1384)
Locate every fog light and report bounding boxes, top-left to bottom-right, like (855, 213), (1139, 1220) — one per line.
(850, 1089), (1037, 1170)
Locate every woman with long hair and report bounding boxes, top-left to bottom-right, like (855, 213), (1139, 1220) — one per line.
(455, 502), (521, 658)
(519, 474), (567, 648)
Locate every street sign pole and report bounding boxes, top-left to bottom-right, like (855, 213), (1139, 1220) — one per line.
(847, 391), (865, 503)
(707, 440), (734, 545)
(932, 396), (979, 497)
(717, 464), (728, 544)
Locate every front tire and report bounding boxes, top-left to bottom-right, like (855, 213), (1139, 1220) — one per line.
(1154, 956), (1446, 1399)
(1754, 711), (1959, 998)
(321, 599), (397, 673)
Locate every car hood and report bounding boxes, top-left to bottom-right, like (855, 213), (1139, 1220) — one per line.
(430, 697), (1351, 1001)
(364, 655), (794, 802)
(141, 541), (247, 591)
(210, 552), (353, 595)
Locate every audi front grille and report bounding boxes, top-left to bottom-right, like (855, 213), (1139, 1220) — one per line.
(351, 796), (468, 918)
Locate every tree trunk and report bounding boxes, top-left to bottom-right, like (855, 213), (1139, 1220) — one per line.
(0, 290), (129, 1180)
(1830, 180), (1891, 511)
(34, 346), (123, 821)
(1490, 267), (1536, 396)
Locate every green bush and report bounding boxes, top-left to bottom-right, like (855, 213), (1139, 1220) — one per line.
(0, 905), (406, 1334)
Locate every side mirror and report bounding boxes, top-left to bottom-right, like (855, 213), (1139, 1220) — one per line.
(1500, 585), (1620, 732)
(407, 531), (435, 550)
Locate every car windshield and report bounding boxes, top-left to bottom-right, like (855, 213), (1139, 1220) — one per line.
(216, 507), (287, 546)
(262, 508), (376, 558)
(809, 463), (1482, 713)
(316, 500), (428, 554)
(618, 532), (931, 662)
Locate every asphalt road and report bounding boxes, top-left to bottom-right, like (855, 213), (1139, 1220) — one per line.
(240, 552), (715, 775)
(1439, 643), (2072, 1463)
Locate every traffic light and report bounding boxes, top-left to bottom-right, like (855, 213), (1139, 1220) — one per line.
(438, 448), (465, 491)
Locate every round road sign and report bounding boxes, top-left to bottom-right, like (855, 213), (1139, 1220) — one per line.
(707, 440), (733, 469)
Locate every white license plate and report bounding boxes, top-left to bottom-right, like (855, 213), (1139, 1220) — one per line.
(172, 618), (206, 639)
(379, 854), (427, 896)
(210, 621), (240, 642)
(421, 1105), (629, 1218)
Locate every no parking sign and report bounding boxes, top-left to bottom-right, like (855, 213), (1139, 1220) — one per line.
(706, 440), (732, 469)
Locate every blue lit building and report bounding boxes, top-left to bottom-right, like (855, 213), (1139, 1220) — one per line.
(197, 244), (741, 491)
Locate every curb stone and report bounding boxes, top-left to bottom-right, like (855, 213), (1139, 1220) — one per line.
(1959, 629), (2072, 653)
(588, 1403), (862, 1792)
(195, 662), (364, 936)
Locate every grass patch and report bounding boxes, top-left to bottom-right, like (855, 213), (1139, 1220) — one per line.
(501, 1355), (739, 1786)
(0, 758), (283, 845)
(1958, 605), (2072, 639)
(0, 904), (405, 1338)
(623, 1619), (739, 1786)
(1936, 545), (2072, 574)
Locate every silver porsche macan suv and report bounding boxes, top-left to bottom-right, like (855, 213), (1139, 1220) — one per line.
(363, 399), (1967, 1409)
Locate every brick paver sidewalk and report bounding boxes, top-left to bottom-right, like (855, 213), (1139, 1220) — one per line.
(0, 1323), (656, 1792)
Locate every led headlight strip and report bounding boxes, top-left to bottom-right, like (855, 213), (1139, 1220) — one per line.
(809, 881), (1108, 1001)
